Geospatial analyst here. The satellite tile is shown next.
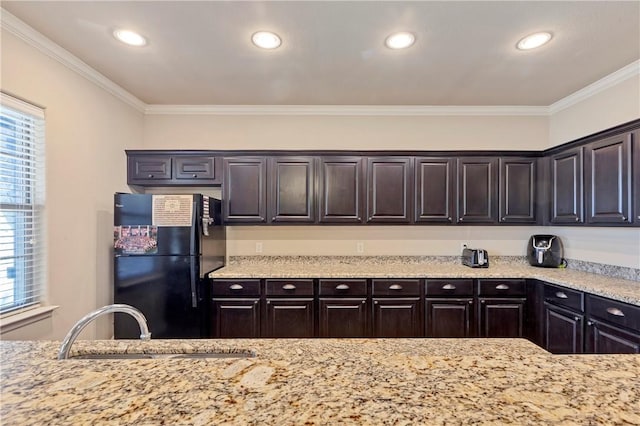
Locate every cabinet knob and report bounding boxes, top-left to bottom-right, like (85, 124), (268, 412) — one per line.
(448, 217), (452, 221)
(282, 284), (297, 291)
(362, 300), (366, 304)
(374, 300), (379, 305)
(496, 284), (509, 290)
(267, 300), (270, 305)
(336, 284), (350, 290)
(587, 320), (594, 326)
(468, 300), (473, 305)
(481, 300), (486, 304)
(389, 284), (403, 290)
(192, 174), (198, 178)
(254, 300), (259, 305)
(502, 217), (506, 221)
(229, 284), (243, 290)
(621, 216), (627, 222)
(574, 316), (581, 321)
(575, 217), (579, 222)
(555, 292), (568, 299)
(442, 284), (456, 290)
(148, 174), (154, 178)
(606, 307), (625, 317)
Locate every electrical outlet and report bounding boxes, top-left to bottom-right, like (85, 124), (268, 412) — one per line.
(356, 242), (364, 254)
(255, 242), (263, 253)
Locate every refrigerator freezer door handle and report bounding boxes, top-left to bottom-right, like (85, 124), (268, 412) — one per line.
(190, 261), (198, 308)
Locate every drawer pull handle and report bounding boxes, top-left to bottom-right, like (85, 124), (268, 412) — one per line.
(606, 307), (625, 317)
(389, 284), (403, 290)
(336, 284), (350, 290)
(442, 284), (456, 290)
(555, 292), (568, 299)
(496, 284), (510, 290)
(229, 284), (244, 290)
(282, 284), (297, 290)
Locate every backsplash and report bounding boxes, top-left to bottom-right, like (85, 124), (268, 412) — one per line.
(227, 255), (640, 282)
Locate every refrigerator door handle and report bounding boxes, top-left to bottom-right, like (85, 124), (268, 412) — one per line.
(190, 260), (198, 308)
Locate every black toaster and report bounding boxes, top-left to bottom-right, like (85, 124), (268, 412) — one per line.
(462, 248), (489, 268)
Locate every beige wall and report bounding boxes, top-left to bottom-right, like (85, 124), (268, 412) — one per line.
(1, 30), (144, 340)
(143, 114), (549, 151)
(549, 75), (640, 147)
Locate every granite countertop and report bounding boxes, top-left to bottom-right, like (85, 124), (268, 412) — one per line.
(209, 256), (640, 306)
(2, 338), (639, 425)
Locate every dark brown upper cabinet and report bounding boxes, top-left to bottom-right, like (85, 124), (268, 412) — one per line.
(457, 157), (498, 223)
(585, 132), (633, 224)
(366, 157), (412, 223)
(499, 157), (537, 223)
(414, 157), (455, 223)
(634, 130), (640, 225)
(318, 156), (364, 223)
(128, 155), (172, 184)
(549, 147), (584, 224)
(222, 157), (267, 223)
(268, 157), (315, 223)
(174, 156), (221, 184)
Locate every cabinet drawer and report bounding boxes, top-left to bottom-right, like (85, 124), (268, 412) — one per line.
(175, 156), (218, 181)
(587, 295), (640, 331)
(319, 279), (368, 296)
(477, 279), (526, 296)
(544, 284), (584, 312)
(425, 279), (474, 296)
(211, 280), (261, 297)
(128, 156), (172, 181)
(265, 279), (314, 296)
(372, 279), (420, 296)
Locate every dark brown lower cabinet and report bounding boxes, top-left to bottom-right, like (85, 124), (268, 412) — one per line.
(544, 303), (584, 354)
(372, 298), (422, 337)
(478, 298), (525, 337)
(585, 320), (640, 354)
(318, 298), (368, 337)
(264, 298), (314, 337)
(211, 298), (260, 338)
(425, 298), (474, 337)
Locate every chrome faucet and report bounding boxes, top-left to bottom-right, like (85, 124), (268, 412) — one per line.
(57, 304), (151, 360)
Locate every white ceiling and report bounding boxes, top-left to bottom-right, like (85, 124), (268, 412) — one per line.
(3, 1), (639, 106)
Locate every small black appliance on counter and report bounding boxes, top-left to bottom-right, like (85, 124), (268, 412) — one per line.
(462, 247), (489, 268)
(527, 234), (565, 268)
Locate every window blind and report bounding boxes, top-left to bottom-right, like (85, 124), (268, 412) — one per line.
(0, 93), (46, 315)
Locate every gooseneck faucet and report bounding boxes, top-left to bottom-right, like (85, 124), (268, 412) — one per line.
(57, 304), (151, 360)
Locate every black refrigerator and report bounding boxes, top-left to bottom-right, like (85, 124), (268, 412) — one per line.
(113, 193), (225, 339)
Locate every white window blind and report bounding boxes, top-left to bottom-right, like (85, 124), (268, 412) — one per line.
(0, 93), (46, 315)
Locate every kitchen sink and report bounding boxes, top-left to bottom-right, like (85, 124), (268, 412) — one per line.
(69, 351), (256, 360)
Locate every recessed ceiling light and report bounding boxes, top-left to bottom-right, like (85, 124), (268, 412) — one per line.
(251, 31), (282, 49)
(113, 29), (147, 47)
(516, 32), (552, 50)
(385, 32), (416, 49)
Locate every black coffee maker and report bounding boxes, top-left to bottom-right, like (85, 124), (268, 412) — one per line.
(527, 235), (565, 268)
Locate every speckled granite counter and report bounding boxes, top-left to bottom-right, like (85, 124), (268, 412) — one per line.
(2, 338), (639, 425)
(210, 256), (640, 306)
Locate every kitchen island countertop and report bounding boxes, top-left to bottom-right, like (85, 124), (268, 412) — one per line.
(209, 256), (640, 306)
(1, 338), (639, 425)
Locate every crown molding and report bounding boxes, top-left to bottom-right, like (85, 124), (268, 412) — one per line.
(1, 9), (146, 113)
(549, 60), (640, 115)
(144, 104), (550, 116)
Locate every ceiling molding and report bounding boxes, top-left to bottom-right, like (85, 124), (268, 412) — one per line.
(549, 60), (640, 115)
(0, 9), (146, 113)
(144, 104), (550, 116)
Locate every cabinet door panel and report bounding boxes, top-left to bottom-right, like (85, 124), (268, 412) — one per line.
(544, 303), (584, 354)
(425, 298), (474, 337)
(319, 298), (368, 337)
(457, 158), (498, 223)
(319, 157), (363, 223)
(499, 158), (536, 223)
(550, 148), (583, 224)
(264, 299), (314, 337)
(585, 133), (632, 224)
(414, 158), (455, 223)
(478, 298), (525, 337)
(366, 157), (411, 223)
(269, 157), (315, 223)
(372, 298), (422, 337)
(223, 157), (267, 223)
(586, 320), (640, 354)
(211, 298), (260, 338)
